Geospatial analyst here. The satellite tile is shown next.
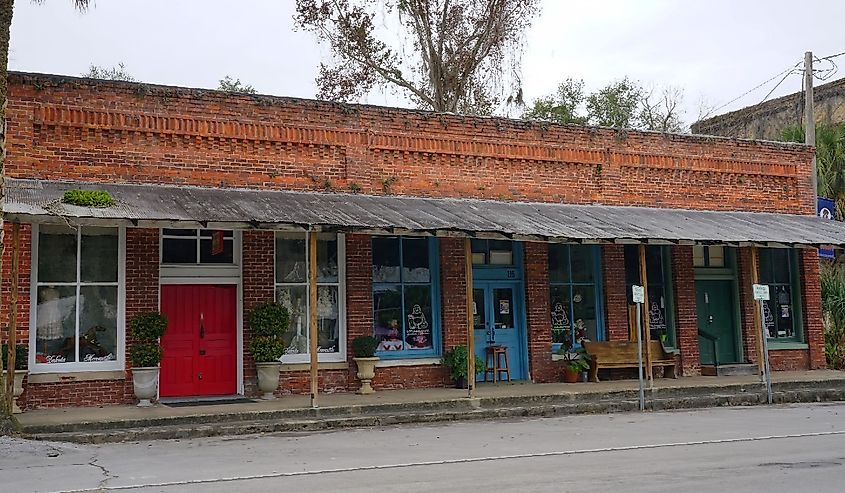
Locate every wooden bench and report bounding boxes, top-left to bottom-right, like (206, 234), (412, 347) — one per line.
(582, 341), (678, 383)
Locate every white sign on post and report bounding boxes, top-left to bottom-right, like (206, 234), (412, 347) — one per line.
(753, 284), (770, 301)
(632, 285), (645, 304)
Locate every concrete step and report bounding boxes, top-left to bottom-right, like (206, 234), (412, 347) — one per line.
(701, 364), (759, 377)
(19, 381), (845, 444)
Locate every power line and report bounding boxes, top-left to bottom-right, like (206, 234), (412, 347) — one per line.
(759, 69), (801, 104)
(711, 61), (802, 114)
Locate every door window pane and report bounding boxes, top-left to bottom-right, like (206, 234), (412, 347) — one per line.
(78, 286), (118, 362)
(493, 288), (515, 329)
(473, 288), (487, 331)
(38, 225), (77, 283)
(35, 285), (77, 363)
(80, 228), (118, 282)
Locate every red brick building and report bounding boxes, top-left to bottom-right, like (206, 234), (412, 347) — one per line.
(2, 72), (841, 410)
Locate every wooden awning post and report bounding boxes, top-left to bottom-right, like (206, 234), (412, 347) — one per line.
(637, 245), (654, 387)
(750, 246), (765, 382)
(5, 223), (20, 412)
(465, 239), (475, 399)
(309, 230), (319, 408)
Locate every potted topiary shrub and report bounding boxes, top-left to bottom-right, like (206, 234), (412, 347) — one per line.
(352, 336), (380, 394)
(442, 345), (485, 389)
(128, 312), (168, 407)
(248, 302), (289, 400)
(2, 343), (27, 413)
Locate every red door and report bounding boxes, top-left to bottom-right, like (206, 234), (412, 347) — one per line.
(160, 284), (237, 397)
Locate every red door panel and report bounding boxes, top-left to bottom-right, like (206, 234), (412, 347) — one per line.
(160, 284), (237, 397)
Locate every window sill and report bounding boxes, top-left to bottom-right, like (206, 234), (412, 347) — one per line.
(280, 362), (348, 372)
(375, 358), (442, 368)
(27, 370), (126, 384)
(767, 342), (809, 350)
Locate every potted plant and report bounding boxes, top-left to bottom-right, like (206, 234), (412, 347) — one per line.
(128, 312), (168, 407)
(442, 345), (485, 388)
(556, 343), (591, 383)
(352, 336), (380, 394)
(248, 302), (289, 400)
(2, 343), (27, 414)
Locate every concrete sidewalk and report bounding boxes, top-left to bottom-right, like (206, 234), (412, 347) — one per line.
(15, 370), (845, 443)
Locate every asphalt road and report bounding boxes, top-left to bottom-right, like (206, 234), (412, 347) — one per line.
(2, 403), (845, 492)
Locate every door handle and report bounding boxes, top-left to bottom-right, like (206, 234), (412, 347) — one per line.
(199, 349), (206, 356)
(200, 325), (205, 339)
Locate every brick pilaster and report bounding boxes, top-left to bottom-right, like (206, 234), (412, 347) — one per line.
(524, 242), (554, 382)
(241, 230), (275, 395)
(800, 249), (825, 369)
(736, 248), (759, 364)
(439, 238), (468, 350)
(345, 234), (373, 390)
(602, 244), (629, 341)
(671, 246), (699, 375)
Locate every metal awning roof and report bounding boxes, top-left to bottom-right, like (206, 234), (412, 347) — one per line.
(4, 178), (845, 248)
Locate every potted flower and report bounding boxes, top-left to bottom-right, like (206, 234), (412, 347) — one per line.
(352, 336), (380, 394)
(2, 343), (27, 414)
(556, 341), (591, 383)
(442, 345), (485, 388)
(128, 312), (168, 407)
(248, 302), (289, 400)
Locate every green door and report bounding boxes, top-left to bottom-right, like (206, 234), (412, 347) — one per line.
(695, 280), (739, 365)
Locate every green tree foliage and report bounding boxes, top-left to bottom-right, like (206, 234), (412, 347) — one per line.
(783, 123), (845, 218)
(524, 77), (686, 132)
(295, 0), (540, 115)
(820, 262), (845, 369)
(217, 75), (257, 94)
(82, 62), (135, 81)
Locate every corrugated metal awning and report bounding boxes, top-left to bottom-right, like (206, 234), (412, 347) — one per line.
(4, 178), (845, 248)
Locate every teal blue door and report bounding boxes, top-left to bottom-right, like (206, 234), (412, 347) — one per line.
(472, 282), (526, 381)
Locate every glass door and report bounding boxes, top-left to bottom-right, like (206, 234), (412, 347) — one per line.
(473, 283), (524, 381)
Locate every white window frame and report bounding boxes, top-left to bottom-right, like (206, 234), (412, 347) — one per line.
(160, 228), (241, 280)
(274, 232), (346, 364)
(29, 223), (126, 373)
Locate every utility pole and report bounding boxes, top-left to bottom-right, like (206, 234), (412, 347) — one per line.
(804, 51), (817, 207)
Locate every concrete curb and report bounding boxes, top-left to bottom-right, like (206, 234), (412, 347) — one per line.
(20, 381), (845, 444)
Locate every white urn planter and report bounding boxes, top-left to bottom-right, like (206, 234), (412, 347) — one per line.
(132, 367), (160, 407)
(256, 361), (281, 400)
(354, 357), (379, 395)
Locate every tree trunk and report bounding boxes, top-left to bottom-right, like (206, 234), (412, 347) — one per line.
(0, 0), (15, 419)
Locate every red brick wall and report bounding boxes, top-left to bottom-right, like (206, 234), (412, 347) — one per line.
(602, 245), (629, 342)
(242, 230), (276, 396)
(672, 246), (699, 375)
(768, 349), (811, 371)
(524, 242), (554, 382)
(1, 223), (31, 347)
(6, 72), (815, 215)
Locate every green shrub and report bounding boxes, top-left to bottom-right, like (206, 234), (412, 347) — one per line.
(129, 312), (168, 341)
(1, 344), (27, 370)
(441, 345), (484, 381)
(249, 336), (287, 363)
(130, 342), (163, 368)
(62, 189), (115, 207)
(352, 336), (380, 358)
(248, 303), (290, 338)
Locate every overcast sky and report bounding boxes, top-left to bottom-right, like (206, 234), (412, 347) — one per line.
(10, 0), (845, 126)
